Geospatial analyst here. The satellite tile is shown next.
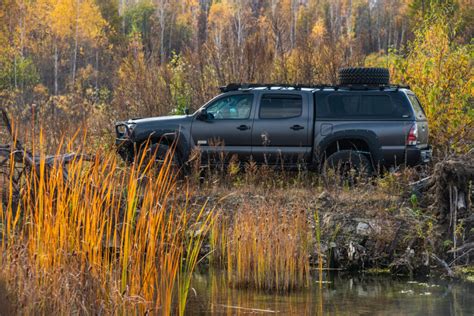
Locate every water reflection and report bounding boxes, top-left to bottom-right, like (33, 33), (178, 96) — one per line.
(186, 270), (474, 315)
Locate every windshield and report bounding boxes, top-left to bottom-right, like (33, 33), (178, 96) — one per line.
(407, 94), (427, 120)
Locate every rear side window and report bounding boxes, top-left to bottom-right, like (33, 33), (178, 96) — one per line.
(360, 95), (395, 116)
(259, 94), (302, 119)
(317, 93), (411, 119)
(407, 94), (427, 120)
(326, 95), (359, 116)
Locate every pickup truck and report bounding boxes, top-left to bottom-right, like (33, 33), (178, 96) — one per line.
(115, 68), (432, 175)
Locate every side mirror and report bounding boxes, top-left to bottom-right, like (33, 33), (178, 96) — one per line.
(196, 109), (209, 121)
(184, 108), (190, 115)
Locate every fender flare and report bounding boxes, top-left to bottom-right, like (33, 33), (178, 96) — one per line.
(155, 131), (192, 165)
(314, 130), (383, 168)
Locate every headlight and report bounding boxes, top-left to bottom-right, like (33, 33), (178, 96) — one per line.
(116, 123), (136, 138)
(117, 124), (127, 135)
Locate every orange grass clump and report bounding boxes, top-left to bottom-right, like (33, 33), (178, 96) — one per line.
(224, 203), (311, 292)
(0, 138), (213, 315)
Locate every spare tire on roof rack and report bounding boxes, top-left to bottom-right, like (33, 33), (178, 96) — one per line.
(338, 67), (390, 85)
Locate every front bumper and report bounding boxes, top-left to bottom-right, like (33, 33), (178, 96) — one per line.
(116, 138), (135, 163)
(115, 122), (136, 163)
(406, 146), (432, 166)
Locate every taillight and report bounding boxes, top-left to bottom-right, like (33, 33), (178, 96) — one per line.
(407, 124), (418, 146)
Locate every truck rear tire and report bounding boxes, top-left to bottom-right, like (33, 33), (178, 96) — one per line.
(323, 150), (373, 185)
(338, 67), (390, 85)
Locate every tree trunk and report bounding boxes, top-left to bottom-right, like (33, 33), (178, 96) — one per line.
(168, 11), (175, 58)
(14, 54), (17, 89)
(387, 12), (392, 52)
(290, 0), (297, 49)
(95, 50), (99, 90)
(120, 0), (125, 34)
(376, 9), (381, 52)
(54, 41), (59, 95)
(72, 25), (78, 87)
(72, 0), (81, 88)
(400, 22), (406, 49)
(368, 4), (373, 52)
(346, 0), (353, 58)
(20, 0), (25, 56)
(159, 0), (166, 63)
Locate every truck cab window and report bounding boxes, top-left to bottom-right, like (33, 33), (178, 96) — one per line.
(259, 94), (302, 119)
(206, 94), (253, 119)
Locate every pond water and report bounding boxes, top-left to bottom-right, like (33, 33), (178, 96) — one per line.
(186, 270), (474, 315)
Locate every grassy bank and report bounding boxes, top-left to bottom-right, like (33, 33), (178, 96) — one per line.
(0, 143), (213, 314)
(0, 139), (471, 313)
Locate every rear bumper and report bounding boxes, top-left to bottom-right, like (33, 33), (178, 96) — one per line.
(406, 146), (432, 166)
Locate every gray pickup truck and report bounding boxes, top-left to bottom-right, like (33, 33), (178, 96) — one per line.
(116, 68), (431, 174)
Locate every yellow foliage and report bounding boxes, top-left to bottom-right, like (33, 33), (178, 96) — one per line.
(311, 20), (326, 40)
(34, 0), (106, 43)
(366, 12), (473, 157)
(208, 1), (232, 32)
(392, 18), (473, 156)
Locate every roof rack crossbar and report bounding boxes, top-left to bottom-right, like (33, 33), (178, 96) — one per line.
(219, 83), (410, 93)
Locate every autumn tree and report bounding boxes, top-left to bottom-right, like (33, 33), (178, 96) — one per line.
(390, 9), (473, 156)
(25, 0), (106, 94)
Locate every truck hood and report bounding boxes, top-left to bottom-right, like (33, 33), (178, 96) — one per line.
(127, 115), (193, 142)
(129, 115), (190, 125)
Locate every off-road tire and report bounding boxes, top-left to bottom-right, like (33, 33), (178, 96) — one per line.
(338, 67), (390, 85)
(323, 150), (373, 185)
(140, 143), (181, 174)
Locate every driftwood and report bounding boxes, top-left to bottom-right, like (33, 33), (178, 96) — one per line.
(447, 242), (474, 254)
(431, 254), (455, 278)
(410, 152), (474, 272)
(411, 154), (473, 212)
(0, 108), (94, 207)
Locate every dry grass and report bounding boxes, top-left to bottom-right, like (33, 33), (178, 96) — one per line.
(0, 127), (433, 312)
(210, 201), (312, 292)
(199, 168), (419, 292)
(0, 138), (213, 314)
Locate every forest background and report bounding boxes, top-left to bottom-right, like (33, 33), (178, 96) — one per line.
(0, 0), (472, 157)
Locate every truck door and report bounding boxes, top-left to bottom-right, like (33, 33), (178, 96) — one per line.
(190, 93), (255, 163)
(251, 92), (311, 165)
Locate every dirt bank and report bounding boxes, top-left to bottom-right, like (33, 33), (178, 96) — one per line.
(195, 155), (473, 277)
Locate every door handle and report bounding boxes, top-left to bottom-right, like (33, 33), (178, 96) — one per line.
(290, 125), (304, 131)
(237, 125), (250, 131)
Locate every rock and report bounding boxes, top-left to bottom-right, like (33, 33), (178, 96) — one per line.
(347, 241), (367, 270)
(316, 191), (333, 209)
(317, 191), (330, 201)
(356, 222), (371, 236)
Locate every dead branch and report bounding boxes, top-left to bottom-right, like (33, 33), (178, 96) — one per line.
(431, 254), (455, 278)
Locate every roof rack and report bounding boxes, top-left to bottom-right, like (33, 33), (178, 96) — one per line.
(219, 83), (410, 93)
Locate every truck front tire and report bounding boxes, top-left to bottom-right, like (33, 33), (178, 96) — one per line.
(139, 143), (181, 173)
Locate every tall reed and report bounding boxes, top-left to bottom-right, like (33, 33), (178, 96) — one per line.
(0, 136), (212, 314)
(219, 203), (311, 292)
